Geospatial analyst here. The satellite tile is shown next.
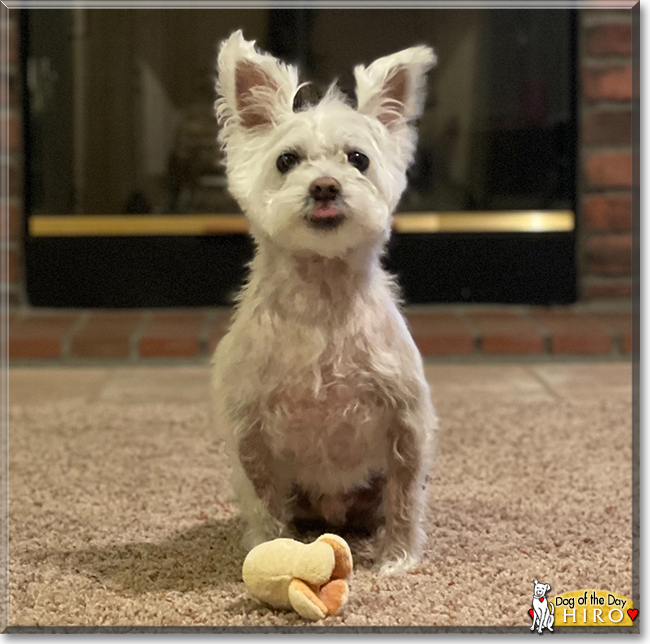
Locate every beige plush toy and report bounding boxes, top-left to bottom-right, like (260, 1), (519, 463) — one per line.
(242, 534), (353, 621)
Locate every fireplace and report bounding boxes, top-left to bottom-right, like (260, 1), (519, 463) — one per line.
(22, 8), (577, 307)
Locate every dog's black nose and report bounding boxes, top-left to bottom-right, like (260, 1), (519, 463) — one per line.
(309, 177), (341, 202)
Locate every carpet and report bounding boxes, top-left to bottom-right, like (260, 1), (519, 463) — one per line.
(7, 390), (632, 628)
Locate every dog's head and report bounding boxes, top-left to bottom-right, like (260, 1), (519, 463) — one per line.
(533, 579), (551, 598)
(215, 31), (436, 258)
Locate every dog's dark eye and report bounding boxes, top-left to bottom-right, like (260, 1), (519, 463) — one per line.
(276, 152), (300, 174)
(347, 151), (369, 173)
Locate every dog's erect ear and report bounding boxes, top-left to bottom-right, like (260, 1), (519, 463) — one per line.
(545, 584), (551, 593)
(215, 31), (299, 136)
(533, 579), (539, 585)
(353, 46), (436, 130)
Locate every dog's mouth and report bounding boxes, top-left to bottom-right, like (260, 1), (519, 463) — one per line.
(305, 203), (346, 231)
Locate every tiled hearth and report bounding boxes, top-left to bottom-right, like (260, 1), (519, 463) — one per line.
(8, 305), (632, 362)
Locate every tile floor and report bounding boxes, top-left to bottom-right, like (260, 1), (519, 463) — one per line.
(8, 361), (633, 407)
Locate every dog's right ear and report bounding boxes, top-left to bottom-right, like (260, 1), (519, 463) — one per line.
(215, 31), (299, 139)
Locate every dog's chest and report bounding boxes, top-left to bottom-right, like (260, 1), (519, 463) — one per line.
(262, 346), (390, 481)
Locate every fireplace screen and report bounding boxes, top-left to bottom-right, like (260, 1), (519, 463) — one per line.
(23, 8), (577, 306)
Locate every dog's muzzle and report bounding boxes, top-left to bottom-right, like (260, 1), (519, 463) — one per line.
(307, 206), (346, 230)
(306, 177), (346, 230)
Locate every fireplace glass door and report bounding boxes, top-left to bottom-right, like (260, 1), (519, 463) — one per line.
(23, 8), (577, 306)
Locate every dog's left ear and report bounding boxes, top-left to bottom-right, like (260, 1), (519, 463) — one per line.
(353, 46), (436, 130)
(546, 584), (551, 593)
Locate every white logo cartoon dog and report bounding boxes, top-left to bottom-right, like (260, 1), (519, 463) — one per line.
(530, 579), (555, 633)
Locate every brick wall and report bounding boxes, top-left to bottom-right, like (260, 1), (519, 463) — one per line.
(1, 9), (636, 308)
(580, 9), (634, 300)
(1, 8), (25, 307)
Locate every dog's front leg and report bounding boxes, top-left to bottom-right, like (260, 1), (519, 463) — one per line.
(235, 423), (290, 550)
(377, 404), (433, 575)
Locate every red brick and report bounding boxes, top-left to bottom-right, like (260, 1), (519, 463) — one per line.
(9, 314), (79, 359)
(594, 312), (632, 353)
(2, 160), (22, 197)
(405, 312), (475, 356)
(583, 193), (632, 232)
(4, 198), (21, 239)
(583, 65), (632, 101)
(582, 8), (634, 24)
(531, 311), (613, 354)
(70, 313), (142, 358)
(586, 234), (632, 276)
(585, 152), (632, 189)
(6, 247), (18, 282)
(582, 109), (631, 146)
(582, 277), (632, 300)
(6, 286), (23, 307)
(466, 312), (544, 354)
(622, 335), (633, 354)
(207, 309), (234, 355)
(586, 23), (632, 57)
(0, 19), (18, 64)
(1, 112), (21, 152)
(139, 311), (206, 358)
(0, 71), (20, 105)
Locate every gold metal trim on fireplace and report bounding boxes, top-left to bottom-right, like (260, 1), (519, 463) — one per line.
(29, 210), (575, 237)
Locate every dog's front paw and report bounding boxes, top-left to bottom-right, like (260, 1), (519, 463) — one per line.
(374, 551), (419, 576)
(242, 530), (268, 551)
(242, 517), (289, 551)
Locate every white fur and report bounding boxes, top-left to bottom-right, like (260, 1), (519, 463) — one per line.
(212, 31), (438, 575)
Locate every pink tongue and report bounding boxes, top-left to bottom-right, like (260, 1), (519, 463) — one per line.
(312, 204), (340, 219)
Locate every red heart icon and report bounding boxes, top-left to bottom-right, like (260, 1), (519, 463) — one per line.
(528, 609), (534, 619)
(628, 609), (638, 621)
(539, 598), (544, 602)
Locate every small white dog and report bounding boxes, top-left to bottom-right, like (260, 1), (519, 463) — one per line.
(211, 31), (438, 575)
(531, 579), (555, 633)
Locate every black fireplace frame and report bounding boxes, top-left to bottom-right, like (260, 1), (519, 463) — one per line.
(21, 8), (579, 308)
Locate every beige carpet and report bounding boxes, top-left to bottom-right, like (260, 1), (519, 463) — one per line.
(7, 364), (633, 628)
